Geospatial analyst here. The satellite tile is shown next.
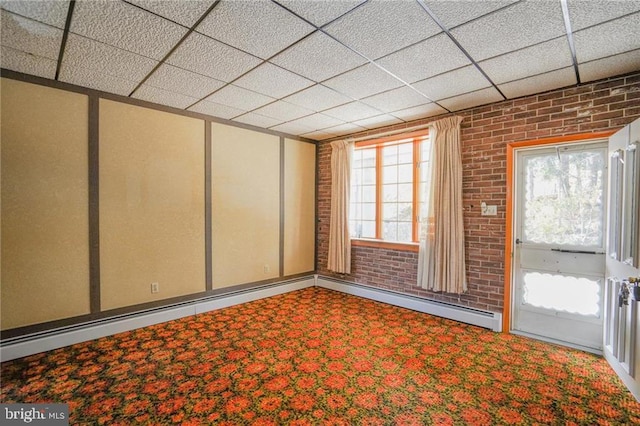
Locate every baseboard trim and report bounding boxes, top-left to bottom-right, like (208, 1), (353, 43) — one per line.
(0, 277), (315, 362)
(315, 275), (502, 332)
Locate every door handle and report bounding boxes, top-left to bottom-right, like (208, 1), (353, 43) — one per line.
(550, 248), (605, 255)
(515, 238), (522, 245)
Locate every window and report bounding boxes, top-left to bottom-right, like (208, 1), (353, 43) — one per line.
(350, 131), (431, 245)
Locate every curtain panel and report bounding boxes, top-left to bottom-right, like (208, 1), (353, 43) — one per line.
(328, 140), (353, 274)
(418, 116), (467, 294)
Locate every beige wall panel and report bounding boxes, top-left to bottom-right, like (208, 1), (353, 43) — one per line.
(100, 100), (205, 310)
(284, 139), (316, 275)
(1, 78), (90, 329)
(211, 123), (280, 288)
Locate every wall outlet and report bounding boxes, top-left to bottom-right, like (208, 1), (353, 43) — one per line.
(481, 202), (498, 216)
(264, 265), (270, 273)
(151, 282), (159, 294)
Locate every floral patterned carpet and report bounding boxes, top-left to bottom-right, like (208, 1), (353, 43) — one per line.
(2, 287), (639, 425)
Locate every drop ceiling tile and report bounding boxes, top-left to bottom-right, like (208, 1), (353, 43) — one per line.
(233, 112), (284, 129)
(423, 0), (517, 29)
(275, 0), (366, 27)
(450, 1), (565, 61)
(61, 34), (158, 84)
(188, 100), (246, 120)
(0, 0), (69, 28)
(323, 64), (403, 100)
(283, 84), (352, 111)
(413, 66), (491, 101)
(499, 67), (576, 99)
(71, 0), (187, 60)
(376, 33), (470, 83)
(319, 122), (367, 137)
(300, 129), (338, 140)
(322, 101), (382, 122)
(144, 64), (225, 99)
(166, 32), (261, 82)
(390, 103), (447, 121)
(361, 86), (431, 114)
(126, 0), (215, 27)
(196, 0), (314, 59)
(286, 113), (345, 131)
(270, 121), (316, 136)
(234, 63), (314, 98)
(324, 0), (441, 60)
(252, 100), (315, 122)
(438, 87), (503, 112)
(573, 12), (640, 63)
(579, 50), (640, 83)
(567, 0), (640, 32)
(205, 84), (275, 111)
(59, 64), (141, 95)
(478, 37), (573, 84)
(353, 114), (404, 130)
(1, 11), (62, 59)
(0, 45), (57, 79)
(270, 31), (367, 82)
(132, 84), (199, 109)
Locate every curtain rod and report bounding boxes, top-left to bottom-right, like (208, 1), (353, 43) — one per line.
(346, 122), (432, 143)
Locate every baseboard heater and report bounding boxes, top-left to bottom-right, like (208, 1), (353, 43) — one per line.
(315, 276), (502, 332)
(0, 277), (315, 362)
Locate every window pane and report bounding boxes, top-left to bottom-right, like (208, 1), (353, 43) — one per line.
(383, 202), (397, 220)
(361, 149), (376, 167)
(362, 185), (376, 202)
(362, 167), (376, 184)
(398, 164), (412, 182)
(398, 143), (412, 164)
(361, 221), (375, 238)
(383, 165), (397, 184)
(362, 202), (376, 220)
(398, 222), (412, 242)
(398, 183), (412, 202)
(383, 145), (398, 165)
(383, 184), (397, 202)
(383, 221), (397, 241)
(397, 203), (412, 221)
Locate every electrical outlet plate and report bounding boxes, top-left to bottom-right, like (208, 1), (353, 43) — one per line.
(151, 282), (159, 294)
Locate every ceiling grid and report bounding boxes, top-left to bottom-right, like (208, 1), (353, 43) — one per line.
(1, 0), (638, 141)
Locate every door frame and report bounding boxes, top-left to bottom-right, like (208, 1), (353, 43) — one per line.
(503, 131), (615, 333)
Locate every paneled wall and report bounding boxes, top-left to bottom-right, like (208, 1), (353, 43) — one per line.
(1, 79), (90, 329)
(316, 71), (640, 314)
(0, 76), (316, 333)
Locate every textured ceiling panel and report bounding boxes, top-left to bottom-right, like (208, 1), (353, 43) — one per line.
(275, 0), (366, 27)
(317, 122), (367, 137)
(232, 112), (284, 129)
(573, 12), (640, 64)
(390, 102), (447, 121)
(0, 45), (57, 79)
(132, 84), (199, 109)
(59, 64), (140, 95)
(0, 0), (69, 28)
(325, 0), (441, 60)
(322, 101), (382, 122)
(1, 10), (62, 60)
(300, 129), (339, 140)
(126, 0), (215, 27)
(270, 31), (367, 82)
(451, 1), (565, 61)
(361, 86), (431, 114)
(285, 113), (345, 131)
(376, 33), (470, 83)
(166, 32), (261, 82)
(423, 0), (516, 30)
(579, 49), (640, 83)
(196, 0), (314, 60)
(413, 65), (491, 101)
(283, 84), (352, 112)
(188, 100), (245, 120)
(205, 84), (275, 111)
(478, 37), (573, 85)
(252, 100), (315, 122)
(71, 0), (187, 60)
(498, 67), (576, 99)
(269, 121), (316, 135)
(61, 34), (158, 83)
(144, 64), (225, 99)
(233, 63), (314, 98)
(323, 64), (403, 100)
(438, 87), (503, 112)
(567, 0), (640, 32)
(353, 114), (403, 130)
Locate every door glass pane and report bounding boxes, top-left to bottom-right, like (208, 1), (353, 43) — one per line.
(522, 147), (606, 247)
(523, 271), (600, 317)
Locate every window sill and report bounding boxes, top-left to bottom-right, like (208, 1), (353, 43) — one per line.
(351, 239), (419, 252)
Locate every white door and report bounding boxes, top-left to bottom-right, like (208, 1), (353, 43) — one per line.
(512, 141), (608, 352)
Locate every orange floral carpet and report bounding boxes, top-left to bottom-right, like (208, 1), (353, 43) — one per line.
(2, 287), (639, 425)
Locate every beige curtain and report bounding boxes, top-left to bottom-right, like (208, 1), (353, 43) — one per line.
(328, 140), (353, 274)
(418, 116), (466, 294)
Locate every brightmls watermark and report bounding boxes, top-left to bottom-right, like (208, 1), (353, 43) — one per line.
(0, 404), (68, 425)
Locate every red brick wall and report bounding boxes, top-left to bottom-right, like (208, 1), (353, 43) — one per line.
(316, 72), (640, 313)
